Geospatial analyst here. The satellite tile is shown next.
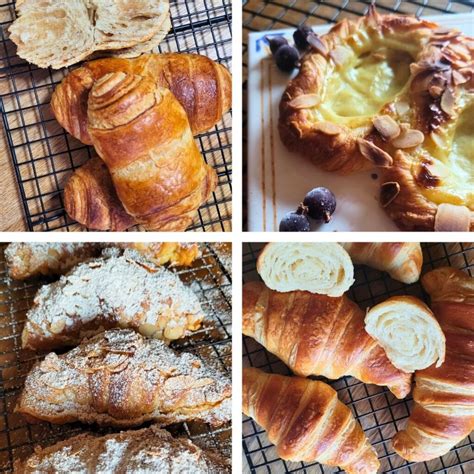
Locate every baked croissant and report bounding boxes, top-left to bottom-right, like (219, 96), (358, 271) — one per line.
(4, 242), (200, 280)
(51, 53), (232, 144)
(341, 243), (423, 284)
(87, 71), (217, 231)
(365, 295), (445, 373)
(21, 251), (204, 350)
(16, 329), (232, 427)
(243, 368), (380, 474)
(392, 268), (474, 461)
(14, 425), (230, 473)
(257, 242), (354, 297)
(243, 281), (412, 398)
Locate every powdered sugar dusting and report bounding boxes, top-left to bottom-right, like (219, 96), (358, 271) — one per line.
(17, 426), (230, 473)
(17, 329), (231, 428)
(23, 253), (205, 348)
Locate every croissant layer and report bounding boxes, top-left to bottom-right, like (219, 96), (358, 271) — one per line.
(243, 281), (412, 398)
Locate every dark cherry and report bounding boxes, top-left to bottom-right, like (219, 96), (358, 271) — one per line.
(279, 204), (310, 231)
(274, 44), (300, 72)
(303, 187), (336, 223)
(293, 24), (313, 50)
(265, 35), (288, 55)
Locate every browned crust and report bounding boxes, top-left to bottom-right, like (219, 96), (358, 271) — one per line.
(278, 8), (439, 174)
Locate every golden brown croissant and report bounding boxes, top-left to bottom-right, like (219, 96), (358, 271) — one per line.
(14, 425), (230, 473)
(63, 157), (136, 231)
(87, 72), (217, 231)
(341, 243), (423, 284)
(243, 281), (412, 398)
(243, 368), (380, 474)
(16, 329), (232, 427)
(392, 268), (474, 462)
(4, 242), (200, 280)
(51, 53), (232, 145)
(21, 251), (204, 350)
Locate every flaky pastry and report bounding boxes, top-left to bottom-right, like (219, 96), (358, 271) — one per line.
(279, 6), (473, 231)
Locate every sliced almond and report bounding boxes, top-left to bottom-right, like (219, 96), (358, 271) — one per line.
(307, 33), (328, 56)
(452, 69), (468, 86)
(429, 85), (444, 97)
(380, 182), (400, 207)
(391, 129), (424, 149)
(448, 43), (470, 61)
(434, 203), (471, 231)
(395, 101), (410, 116)
(440, 88), (455, 116)
(288, 94), (320, 109)
(357, 139), (393, 167)
(315, 121), (343, 136)
(330, 46), (351, 66)
(373, 115), (400, 140)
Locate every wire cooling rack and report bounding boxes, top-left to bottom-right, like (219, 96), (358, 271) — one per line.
(0, 0), (232, 232)
(242, 242), (474, 474)
(0, 243), (232, 472)
(242, 0), (474, 229)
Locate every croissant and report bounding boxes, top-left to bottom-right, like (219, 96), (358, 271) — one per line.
(392, 268), (474, 461)
(51, 53), (232, 144)
(21, 251), (204, 350)
(365, 296), (445, 373)
(16, 329), (232, 427)
(243, 281), (412, 398)
(14, 425), (230, 474)
(4, 242), (200, 280)
(243, 368), (380, 474)
(341, 243), (422, 284)
(257, 242), (354, 296)
(87, 71), (217, 231)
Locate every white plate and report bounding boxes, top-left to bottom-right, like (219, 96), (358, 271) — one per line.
(247, 13), (474, 232)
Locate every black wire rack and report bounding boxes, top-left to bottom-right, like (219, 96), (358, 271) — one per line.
(242, 242), (474, 474)
(0, 0), (232, 232)
(242, 0), (474, 229)
(0, 242), (232, 472)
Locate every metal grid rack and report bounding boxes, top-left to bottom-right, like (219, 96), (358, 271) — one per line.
(242, 242), (474, 474)
(0, 0), (232, 232)
(242, 0), (474, 229)
(0, 242), (232, 472)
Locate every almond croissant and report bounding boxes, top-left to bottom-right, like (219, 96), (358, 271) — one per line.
(14, 425), (230, 473)
(243, 281), (412, 398)
(21, 252), (204, 350)
(16, 329), (231, 427)
(243, 368), (380, 474)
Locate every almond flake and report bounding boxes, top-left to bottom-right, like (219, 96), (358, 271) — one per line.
(429, 85), (444, 97)
(380, 182), (400, 207)
(440, 88), (455, 116)
(315, 121), (343, 136)
(357, 139), (393, 167)
(391, 129), (424, 149)
(373, 115), (400, 140)
(434, 203), (471, 231)
(452, 70), (468, 86)
(307, 33), (328, 56)
(288, 94), (320, 109)
(330, 46), (351, 66)
(395, 101), (410, 116)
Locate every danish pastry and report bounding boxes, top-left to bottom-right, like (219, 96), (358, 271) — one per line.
(365, 295), (445, 373)
(256, 242), (354, 297)
(279, 7), (473, 231)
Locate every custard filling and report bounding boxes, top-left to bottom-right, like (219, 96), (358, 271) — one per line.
(309, 31), (415, 127)
(416, 95), (474, 209)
